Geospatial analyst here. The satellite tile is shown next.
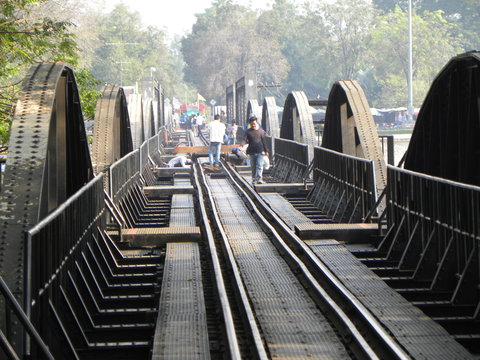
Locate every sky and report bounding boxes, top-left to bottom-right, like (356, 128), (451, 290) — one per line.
(102, 0), (275, 37)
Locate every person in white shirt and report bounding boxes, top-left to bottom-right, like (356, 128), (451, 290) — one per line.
(226, 120), (238, 145)
(196, 113), (204, 130)
(167, 155), (192, 167)
(195, 113), (205, 136)
(208, 114), (226, 166)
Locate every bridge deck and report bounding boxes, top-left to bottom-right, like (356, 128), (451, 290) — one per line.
(152, 242), (210, 359)
(308, 239), (474, 359)
(207, 176), (351, 359)
(261, 190), (474, 359)
(261, 192), (315, 229)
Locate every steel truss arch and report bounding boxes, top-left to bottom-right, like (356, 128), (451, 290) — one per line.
(127, 93), (145, 150)
(322, 80), (386, 194)
(404, 52), (480, 186)
(247, 99), (261, 121)
(0, 62), (93, 342)
(280, 91), (316, 160)
(262, 97), (280, 138)
(143, 98), (155, 139)
(91, 85), (133, 175)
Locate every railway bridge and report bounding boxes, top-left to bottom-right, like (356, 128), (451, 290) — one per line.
(0, 52), (479, 359)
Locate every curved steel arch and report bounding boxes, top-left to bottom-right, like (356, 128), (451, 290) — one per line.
(127, 93), (145, 149)
(262, 96), (280, 138)
(91, 85), (133, 175)
(280, 91), (316, 159)
(143, 98), (155, 139)
(322, 80), (386, 193)
(0, 62), (93, 328)
(246, 99), (261, 121)
(404, 52), (480, 186)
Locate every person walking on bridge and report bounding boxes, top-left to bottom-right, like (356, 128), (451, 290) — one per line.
(208, 114), (226, 166)
(242, 115), (268, 184)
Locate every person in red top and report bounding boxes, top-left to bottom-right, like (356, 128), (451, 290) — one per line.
(242, 115), (268, 184)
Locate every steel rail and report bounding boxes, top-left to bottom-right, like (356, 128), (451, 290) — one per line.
(222, 160), (412, 360)
(196, 161), (269, 359)
(191, 161), (244, 360)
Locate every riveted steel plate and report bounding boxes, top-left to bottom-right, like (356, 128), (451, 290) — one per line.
(127, 93), (145, 150)
(0, 62), (93, 350)
(92, 85), (133, 175)
(262, 96), (280, 138)
(323, 80), (387, 196)
(280, 91), (316, 161)
(404, 52), (480, 187)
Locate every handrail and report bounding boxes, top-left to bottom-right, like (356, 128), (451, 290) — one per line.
(309, 146), (376, 223)
(0, 277), (54, 360)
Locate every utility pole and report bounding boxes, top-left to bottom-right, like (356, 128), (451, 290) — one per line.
(104, 42), (138, 86)
(407, 0), (414, 121)
(115, 61), (131, 87)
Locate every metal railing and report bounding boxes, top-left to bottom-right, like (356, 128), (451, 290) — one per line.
(315, 130), (395, 166)
(378, 166), (480, 304)
(264, 135), (274, 160)
(109, 150), (140, 205)
(148, 133), (160, 157)
(140, 139), (149, 174)
(271, 138), (309, 183)
(24, 175), (105, 358)
(308, 146), (376, 223)
(0, 276), (54, 359)
(378, 135), (395, 165)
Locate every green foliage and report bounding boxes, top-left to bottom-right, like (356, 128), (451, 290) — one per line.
(373, 0), (479, 50)
(368, 6), (463, 107)
(181, 0), (289, 101)
(74, 68), (102, 120)
(90, 4), (185, 98)
(0, 0), (79, 144)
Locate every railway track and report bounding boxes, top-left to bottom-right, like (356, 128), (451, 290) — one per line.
(193, 148), (409, 359)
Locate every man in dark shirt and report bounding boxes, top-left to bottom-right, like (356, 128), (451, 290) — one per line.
(242, 115), (268, 184)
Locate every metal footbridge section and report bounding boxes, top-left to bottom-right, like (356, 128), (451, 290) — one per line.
(152, 242), (209, 359)
(203, 170), (351, 359)
(222, 152), (475, 360)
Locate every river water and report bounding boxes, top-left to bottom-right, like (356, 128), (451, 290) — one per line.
(390, 133), (412, 166)
(315, 133), (412, 166)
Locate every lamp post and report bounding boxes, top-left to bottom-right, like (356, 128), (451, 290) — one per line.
(407, 0), (414, 121)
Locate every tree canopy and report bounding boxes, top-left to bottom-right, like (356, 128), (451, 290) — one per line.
(0, 0), (79, 143)
(180, 0), (470, 108)
(0, 0), (474, 142)
(368, 6), (463, 106)
(181, 0), (289, 102)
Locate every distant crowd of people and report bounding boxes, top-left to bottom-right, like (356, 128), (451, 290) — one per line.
(208, 113), (268, 184)
(180, 113), (205, 136)
(172, 110), (270, 184)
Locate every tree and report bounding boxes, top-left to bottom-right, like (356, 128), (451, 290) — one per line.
(0, 0), (77, 144)
(181, 0), (289, 101)
(368, 6), (463, 107)
(256, 0), (330, 98)
(257, 0), (378, 100)
(372, 0), (480, 50)
(91, 4), (185, 98)
(319, 0), (377, 80)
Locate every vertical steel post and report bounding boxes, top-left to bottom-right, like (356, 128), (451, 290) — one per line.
(407, 0), (414, 121)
